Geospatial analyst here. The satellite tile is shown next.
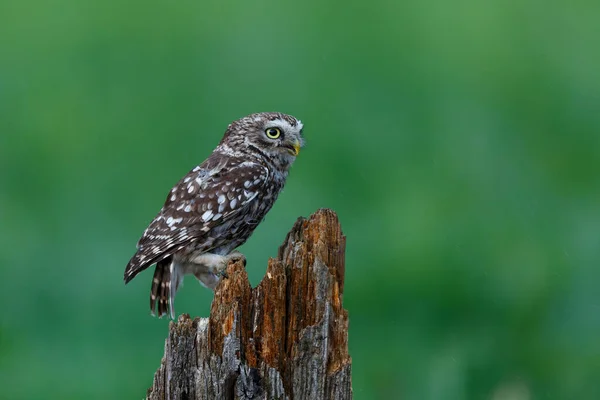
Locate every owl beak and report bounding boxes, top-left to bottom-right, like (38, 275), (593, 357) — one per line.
(284, 140), (301, 156)
(292, 140), (301, 156)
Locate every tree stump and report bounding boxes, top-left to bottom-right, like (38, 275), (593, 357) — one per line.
(146, 208), (352, 400)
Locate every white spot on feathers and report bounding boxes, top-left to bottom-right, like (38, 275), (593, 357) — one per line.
(218, 195), (226, 204)
(212, 213), (222, 221)
(230, 198), (237, 209)
(202, 210), (213, 221)
(184, 205), (191, 212)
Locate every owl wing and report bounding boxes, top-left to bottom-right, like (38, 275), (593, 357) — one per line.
(124, 158), (269, 283)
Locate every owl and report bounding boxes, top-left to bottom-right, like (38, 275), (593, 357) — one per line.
(124, 112), (304, 318)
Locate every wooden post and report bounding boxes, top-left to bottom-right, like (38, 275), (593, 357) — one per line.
(146, 209), (352, 400)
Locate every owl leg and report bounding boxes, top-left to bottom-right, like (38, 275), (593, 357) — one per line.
(186, 251), (246, 290)
(195, 271), (221, 290)
(217, 251), (246, 278)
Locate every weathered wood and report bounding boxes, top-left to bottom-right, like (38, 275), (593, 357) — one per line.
(146, 208), (351, 400)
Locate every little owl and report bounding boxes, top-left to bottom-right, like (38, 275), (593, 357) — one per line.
(124, 112), (304, 318)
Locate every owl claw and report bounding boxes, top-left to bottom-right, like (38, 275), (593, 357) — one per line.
(226, 251), (246, 267)
(216, 252), (245, 280)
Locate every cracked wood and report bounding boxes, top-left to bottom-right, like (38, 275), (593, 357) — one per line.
(146, 208), (352, 400)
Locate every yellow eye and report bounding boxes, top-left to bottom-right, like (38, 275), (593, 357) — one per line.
(265, 127), (281, 139)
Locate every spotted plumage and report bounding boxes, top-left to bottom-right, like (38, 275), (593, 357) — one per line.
(124, 112), (304, 318)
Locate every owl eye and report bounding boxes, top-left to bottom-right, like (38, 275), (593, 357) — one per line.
(265, 127), (281, 139)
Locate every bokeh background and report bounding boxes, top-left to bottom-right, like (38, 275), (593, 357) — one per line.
(1, 0), (599, 398)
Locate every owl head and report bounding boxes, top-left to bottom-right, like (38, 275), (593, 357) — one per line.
(220, 112), (305, 170)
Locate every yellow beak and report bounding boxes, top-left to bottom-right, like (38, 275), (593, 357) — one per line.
(292, 140), (301, 156)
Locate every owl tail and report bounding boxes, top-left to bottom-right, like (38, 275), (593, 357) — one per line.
(150, 257), (182, 319)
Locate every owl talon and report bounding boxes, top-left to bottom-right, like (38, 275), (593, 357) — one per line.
(226, 251), (246, 267)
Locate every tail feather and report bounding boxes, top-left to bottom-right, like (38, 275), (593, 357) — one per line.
(150, 258), (171, 318)
(159, 270), (169, 317)
(150, 257), (183, 319)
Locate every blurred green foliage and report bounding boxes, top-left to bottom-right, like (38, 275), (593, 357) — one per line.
(1, 0), (599, 398)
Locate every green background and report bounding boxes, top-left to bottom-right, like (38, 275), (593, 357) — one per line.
(1, 0), (599, 398)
